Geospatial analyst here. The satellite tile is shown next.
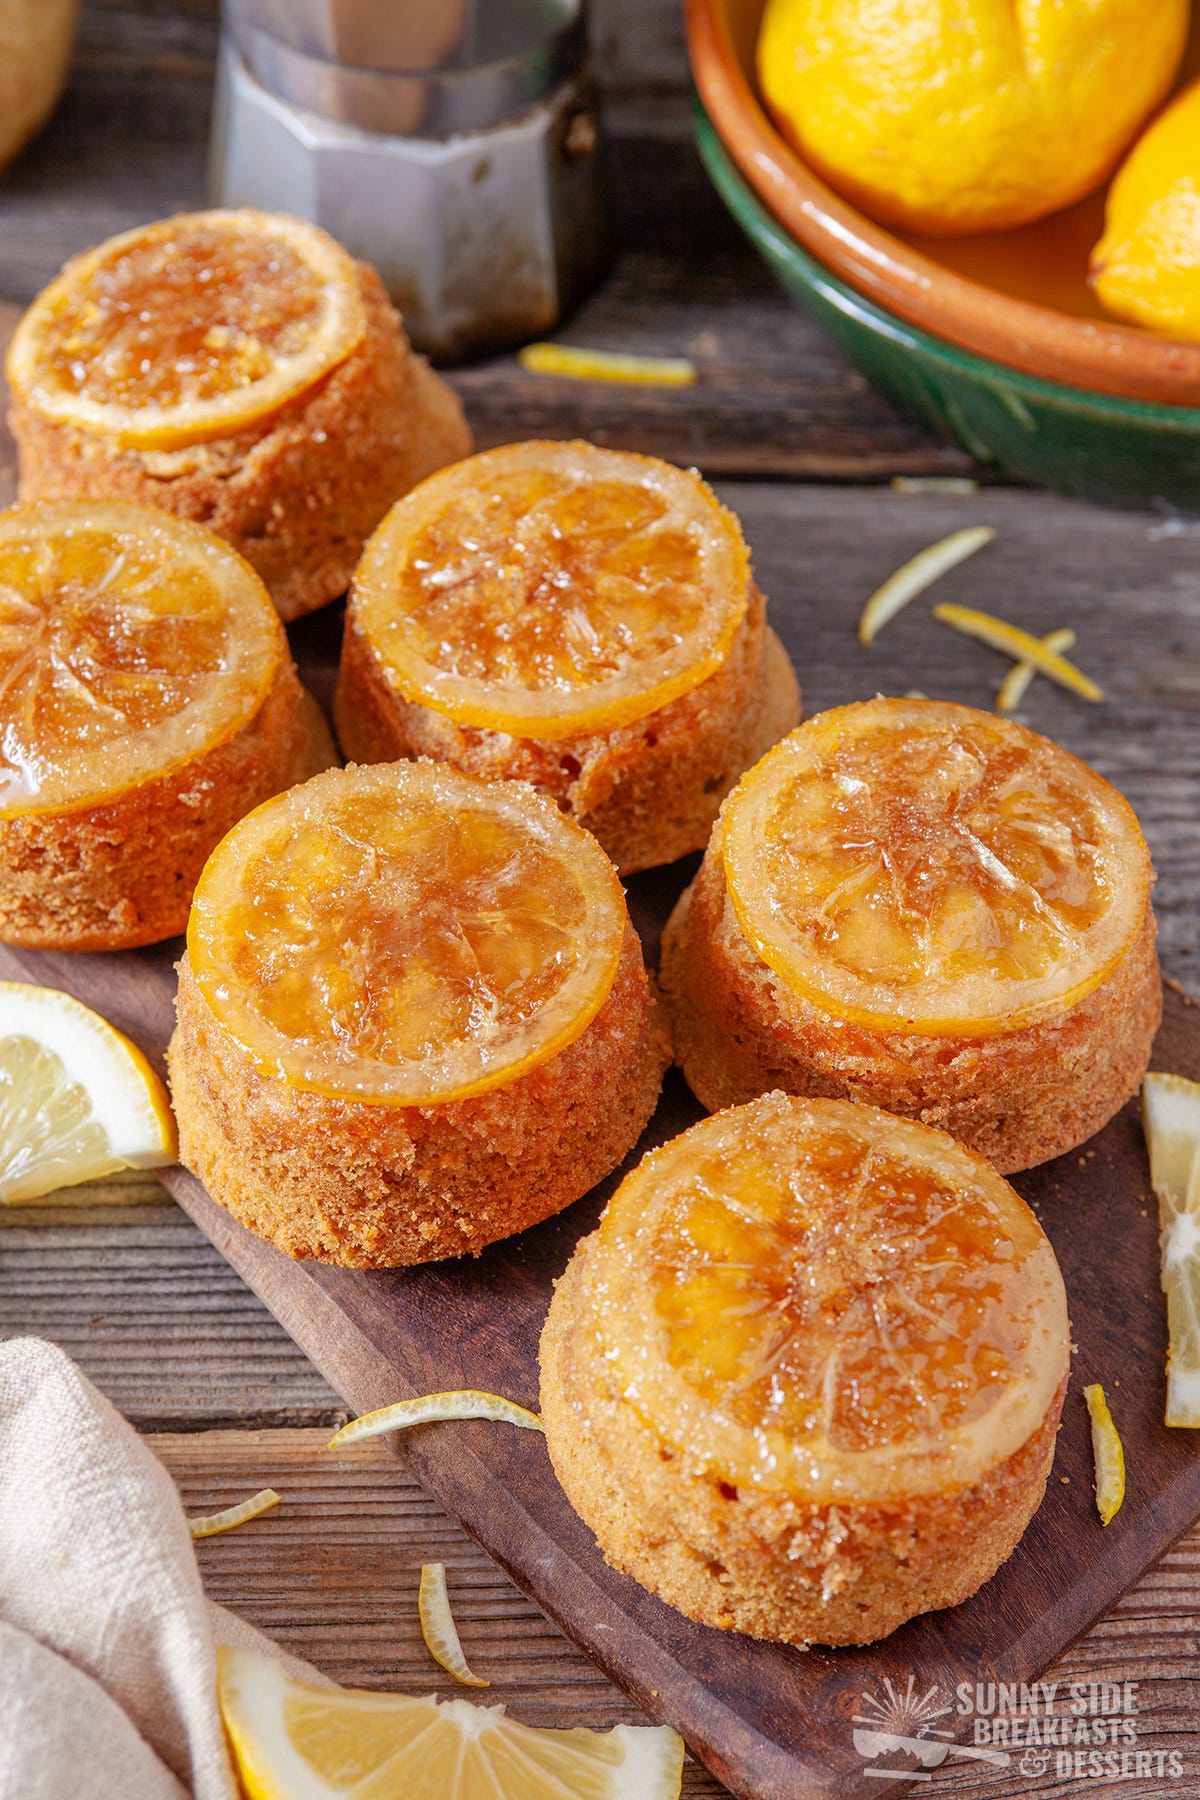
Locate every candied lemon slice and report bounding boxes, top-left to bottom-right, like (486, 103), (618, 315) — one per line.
(1143, 1071), (1200, 1427)
(6, 209), (366, 451)
(418, 1563), (490, 1688)
(218, 1645), (684, 1800)
(720, 699), (1149, 1037)
(0, 981), (177, 1204)
(188, 762), (627, 1105)
(0, 500), (284, 815)
(350, 440), (750, 740)
(590, 1093), (1068, 1503)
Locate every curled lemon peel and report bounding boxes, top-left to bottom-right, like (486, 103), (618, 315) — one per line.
(857, 526), (994, 646)
(933, 603), (1103, 702)
(189, 1488), (280, 1539)
(418, 1563), (491, 1688)
(1082, 1384), (1125, 1525)
(329, 1390), (545, 1450)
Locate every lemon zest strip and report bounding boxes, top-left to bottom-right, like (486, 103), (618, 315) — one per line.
(996, 627), (1077, 713)
(1082, 1385), (1125, 1525)
(418, 1563), (491, 1688)
(933, 602), (1103, 701)
(518, 342), (697, 386)
(857, 525), (994, 645)
(328, 1390), (545, 1450)
(189, 1488), (280, 1539)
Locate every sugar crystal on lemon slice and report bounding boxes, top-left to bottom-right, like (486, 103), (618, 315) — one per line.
(589, 1093), (1069, 1503)
(187, 762), (628, 1105)
(1143, 1071), (1200, 1427)
(349, 440), (749, 740)
(0, 981), (176, 1203)
(0, 500), (285, 816)
(719, 698), (1149, 1037)
(6, 209), (366, 451)
(217, 1644), (684, 1800)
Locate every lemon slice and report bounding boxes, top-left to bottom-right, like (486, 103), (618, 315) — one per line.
(6, 209), (366, 451)
(1143, 1071), (1200, 1426)
(217, 1645), (685, 1800)
(189, 1488), (280, 1540)
(719, 699), (1150, 1036)
(0, 982), (177, 1203)
(1083, 1384), (1126, 1524)
(590, 1092), (1068, 1504)
(0, 500), (285, 816)
(187, 762), (627, 1106)
(329, 1391), (544, 1450)
(418, 1564), (490, 1688)
(350, 440), (750, 740)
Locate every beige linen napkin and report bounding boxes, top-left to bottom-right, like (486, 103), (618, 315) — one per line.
(0, 1336), (320, 1800)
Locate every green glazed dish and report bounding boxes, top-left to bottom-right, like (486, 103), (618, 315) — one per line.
(696, 101), (1200, 513)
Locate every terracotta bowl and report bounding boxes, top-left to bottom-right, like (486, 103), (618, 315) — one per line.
(688, 0), (1200, 409)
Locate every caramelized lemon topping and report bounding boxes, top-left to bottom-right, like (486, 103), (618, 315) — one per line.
(0, 501), (284, 815)
(720, 700), (1148, 1036)
(187, 763), (627, 1105)
(6, 210), (366, 450)
(350, 441), (750, 739)
(590, 1094), (1068, 1502)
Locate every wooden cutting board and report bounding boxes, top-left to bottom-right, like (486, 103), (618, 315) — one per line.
(2, 827), (1199, 1798)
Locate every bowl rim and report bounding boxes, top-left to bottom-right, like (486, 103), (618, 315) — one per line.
(687, 0), (1200, 409)
(696, 100), (1200, 428)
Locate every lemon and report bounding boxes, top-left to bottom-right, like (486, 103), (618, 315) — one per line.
(1091, 78), (1200, 339)
(1143, 1071), (1200, 1426)
(757, 0), (1189, 236)
(0, 982), (176, 1204)
(217, 1645), (684, 1800)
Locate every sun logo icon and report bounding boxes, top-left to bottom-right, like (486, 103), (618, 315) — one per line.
(852, 1678), (1008, 1782)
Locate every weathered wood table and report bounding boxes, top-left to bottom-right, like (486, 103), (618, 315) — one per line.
(2, 4), (1199, 1796)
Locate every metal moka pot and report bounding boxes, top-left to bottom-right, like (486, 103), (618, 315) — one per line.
(210, 0), (609, 361)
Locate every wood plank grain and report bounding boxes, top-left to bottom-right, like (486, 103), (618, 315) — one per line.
(156, 1428), (1200, 1800)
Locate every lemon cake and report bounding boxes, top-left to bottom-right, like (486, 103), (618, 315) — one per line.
(169, 761), (670, 1267)
(661, 698), (1160, 1173)
(541, 1092), (1070, 1647)
(0, 500), (335, 951)
(333, 440), (800, 874)
(6, 209), (471, 621)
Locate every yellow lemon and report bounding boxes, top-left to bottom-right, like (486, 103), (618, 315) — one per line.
(1091, 77), (1200, 338)
(757, 0), (1189, 237)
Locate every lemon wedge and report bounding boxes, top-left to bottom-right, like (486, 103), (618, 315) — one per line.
(217, 1645), (685, 1800)
(189, 1489), (280, 1540)
(418, 1563), (490, 1689)
(329, 1391), (544, 1450)
(1143, 1071), (1200, 1427)
(1083, 1384), (1126, 1524)
(0, 982), (176, 1204)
